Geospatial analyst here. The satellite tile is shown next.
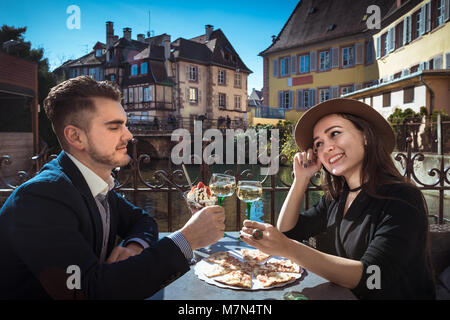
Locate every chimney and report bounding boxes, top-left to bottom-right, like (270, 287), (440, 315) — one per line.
(205, 24), (213, 41)
(123, 27), (132, 41)
(271, 35), (277, 43)
(106, 21), (114, 49)
(137, 33), (145, 42)
(162, 35), (171, 77)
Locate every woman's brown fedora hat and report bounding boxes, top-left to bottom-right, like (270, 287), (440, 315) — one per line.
(294, 98), (395, 153)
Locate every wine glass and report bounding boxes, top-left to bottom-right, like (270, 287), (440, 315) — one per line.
(208, 173), (236, 206)
(236, 180), (263, 220)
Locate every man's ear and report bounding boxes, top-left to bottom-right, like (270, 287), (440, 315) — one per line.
(64, 125), (86, 151)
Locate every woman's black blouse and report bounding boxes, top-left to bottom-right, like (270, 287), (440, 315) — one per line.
(283, 183), (435, 300)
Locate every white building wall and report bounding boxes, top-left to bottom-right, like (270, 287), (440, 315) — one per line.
(373, 85), (427, 119)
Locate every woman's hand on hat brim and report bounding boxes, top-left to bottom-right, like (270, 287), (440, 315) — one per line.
(293, 149), (322, 181)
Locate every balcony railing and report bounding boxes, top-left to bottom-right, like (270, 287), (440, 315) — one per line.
(1, 137), (448, 231)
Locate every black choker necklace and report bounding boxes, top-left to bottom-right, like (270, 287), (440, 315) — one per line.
(348, 185), (362, 192)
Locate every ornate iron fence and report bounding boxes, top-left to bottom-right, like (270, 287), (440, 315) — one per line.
(1, 137), (449, 230)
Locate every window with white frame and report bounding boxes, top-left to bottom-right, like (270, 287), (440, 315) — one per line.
(319, 50), (330, 71)
(128, 88), (134, 103)
(189, 88), (198, 104)
(280, 57), (290, 76)
(319, 88), (330, 102)
(279, 91), (291, 109)
(218, 93), (226, 108)
(416, 10), (421, 38)
(341, 85), (354, 96)
(437, 0), (446, 26)
(299, 54), (309, 73)
(303, 90), (310, 109)
(138, 87), (143, 102)
(189, 66), (198, 81)
(218, 70), (226, 84)
(342, 47), (354, 67)
(144, 86), (153, 102)
(234, 95), (241, 110)
(234, 73), (241, 88)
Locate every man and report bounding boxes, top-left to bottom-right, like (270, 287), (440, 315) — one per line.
(0, 76), (225, 299)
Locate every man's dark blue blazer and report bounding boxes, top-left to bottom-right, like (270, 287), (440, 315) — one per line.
(0, 151), (189, 299)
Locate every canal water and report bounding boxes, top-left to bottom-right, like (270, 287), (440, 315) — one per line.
(118, 159), (322, 232)
(117, 159), (448, 232)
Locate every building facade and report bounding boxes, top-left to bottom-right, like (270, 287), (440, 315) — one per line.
(259, 0), (449, 124)
(54, 22), (251, 130)
(346, 0), (450, 119)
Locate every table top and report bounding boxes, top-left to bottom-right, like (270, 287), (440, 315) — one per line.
(148, 232), (357, 300)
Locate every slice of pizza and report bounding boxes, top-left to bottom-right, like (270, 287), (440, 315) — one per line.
(241, 249), (271, 265)
(255, 271), (296, 288)
(264, 259), (301, 273)
(214, 270), (252, 289)
(204, 251), (232, 265)
(202, 263), (234, 278)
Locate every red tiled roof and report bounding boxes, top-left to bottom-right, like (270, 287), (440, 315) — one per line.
(260, 0), (396, 56)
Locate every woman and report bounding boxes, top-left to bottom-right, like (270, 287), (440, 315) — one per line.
(240, 98), (435, 299)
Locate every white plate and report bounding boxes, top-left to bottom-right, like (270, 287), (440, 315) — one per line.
(194, 251), (303, 291)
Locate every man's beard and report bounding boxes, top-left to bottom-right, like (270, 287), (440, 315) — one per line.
(86, 141), (131, 169)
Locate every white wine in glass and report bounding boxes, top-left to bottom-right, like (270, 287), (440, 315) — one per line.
(236, 180), (263, 220)
(209, 173), (236, 206)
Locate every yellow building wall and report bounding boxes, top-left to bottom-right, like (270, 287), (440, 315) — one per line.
(266, 37), (380, 123)
(376, 1), (450, 78)
(251, 117), (283, 126)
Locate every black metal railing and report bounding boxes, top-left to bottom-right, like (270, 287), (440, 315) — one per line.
(1, 137), (449, 230)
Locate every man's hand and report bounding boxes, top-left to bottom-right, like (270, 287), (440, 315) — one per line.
(106, 242), (143, 264)
(180, 205), (225, 250)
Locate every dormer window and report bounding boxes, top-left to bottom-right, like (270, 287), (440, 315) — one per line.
(96, 49), (102, 57)
(140, 62), (148, 75)
(131, 64), (138, 76)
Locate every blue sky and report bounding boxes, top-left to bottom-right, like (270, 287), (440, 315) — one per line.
(1, 0), (300, 94)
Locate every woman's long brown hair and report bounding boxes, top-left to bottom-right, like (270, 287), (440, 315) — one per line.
(320, 113), (434, 280)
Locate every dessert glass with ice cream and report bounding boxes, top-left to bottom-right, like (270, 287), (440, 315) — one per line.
(184, 182), (217, 214)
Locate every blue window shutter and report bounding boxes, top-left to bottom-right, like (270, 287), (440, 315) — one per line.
(403, 18), (408, 45)
(310, 51), (317, 71)
(291, 55), (297, 74)
(273, 58), (279, 77)
(286, 57), (291, 76)
(426, 1), (431, 33)
(331, 86), (339, 98)
(445, 0), (450, 22)
(289, 90), (294, 109)
(419, 5), (426, 36)
(296, 89), (303, 110)
(376, 37), (381, 59)
(278, 91), (283, 108)
(331, 47), (339, 68)
(309, 89), (317, 107)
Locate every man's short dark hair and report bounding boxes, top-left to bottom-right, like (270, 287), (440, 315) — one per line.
(43, 76), (121, 149)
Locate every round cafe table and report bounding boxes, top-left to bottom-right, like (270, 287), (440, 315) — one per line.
(148, 232), (357, 300)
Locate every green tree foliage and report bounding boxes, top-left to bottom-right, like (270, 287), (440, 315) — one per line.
(249, 120), (298, 165)
(0, 25), (58, 152)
